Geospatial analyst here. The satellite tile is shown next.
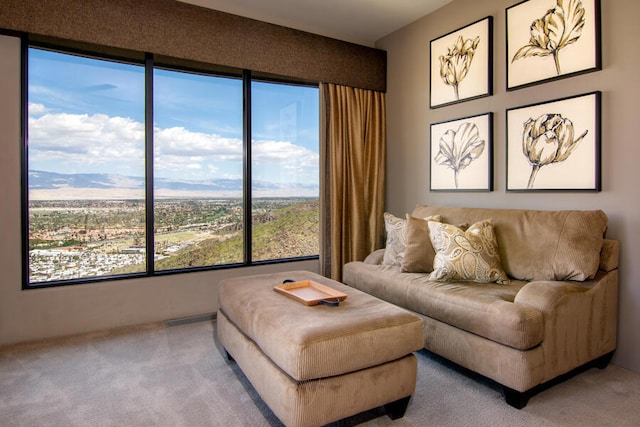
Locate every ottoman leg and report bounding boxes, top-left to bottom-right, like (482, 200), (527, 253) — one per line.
(384, 395), (411, 420)
(225, 349), (235, 362)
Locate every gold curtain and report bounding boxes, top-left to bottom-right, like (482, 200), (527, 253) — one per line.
(320, 83), (386, 280)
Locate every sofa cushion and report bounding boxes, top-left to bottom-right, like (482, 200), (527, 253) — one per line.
(599, 239), (619, 272)
(342, 262), (543, 350)
(401, 214), (437, 273)
(411, 205), (607, 281)
(428, 219), (509, 284)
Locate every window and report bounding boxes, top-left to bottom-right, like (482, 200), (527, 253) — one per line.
(153, 68), (244, 270)
(27, 48), (146, 283)
(24, 45), (319, 287)
(251, 81), (320, 262)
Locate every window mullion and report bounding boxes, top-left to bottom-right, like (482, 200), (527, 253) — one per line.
(21, 34), (29, 289)
(243, 69), (252, 265)
(145, 53), (155, 275)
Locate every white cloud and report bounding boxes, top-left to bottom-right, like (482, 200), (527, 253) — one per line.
(28, 111), (318, 183)
(29, 112), (144, 165)
(154, 126), (242, 158)
(251, 139), (319, 184)
(28, 103), (49, 116)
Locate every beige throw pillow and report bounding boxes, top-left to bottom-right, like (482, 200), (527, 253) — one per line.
(383, 212), (442, 267)
(401, 214), (437, 273)
(427, 219), (509, 284)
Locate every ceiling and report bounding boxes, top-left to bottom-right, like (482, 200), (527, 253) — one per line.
(177, 0), (453, 47)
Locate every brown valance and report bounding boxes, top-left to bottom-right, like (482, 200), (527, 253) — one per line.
(0, 0), (386, 91)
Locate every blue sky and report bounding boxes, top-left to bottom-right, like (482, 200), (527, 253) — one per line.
(28, 48), (319, 186)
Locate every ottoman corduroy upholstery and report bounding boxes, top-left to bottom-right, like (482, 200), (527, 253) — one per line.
(218, 270), (424, 427)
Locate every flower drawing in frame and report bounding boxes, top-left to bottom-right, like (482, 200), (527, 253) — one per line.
(430, 113), (493, 191)
(506, 0), (601, 90)
(434, 122), (485, 188)
(430, 17), (492, 108)
(439, 35), (481, 101)
(506, 92), (601, 191)
(522, 113), (588, 189)
(512, 0), (587, 76)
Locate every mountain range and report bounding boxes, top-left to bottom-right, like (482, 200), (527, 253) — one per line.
(28, 170), (318, 197)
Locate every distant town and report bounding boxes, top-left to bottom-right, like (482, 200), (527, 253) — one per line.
(28, 197), (319, 283)
(27, 169), (319, 283)
(29, 249), (145, 282)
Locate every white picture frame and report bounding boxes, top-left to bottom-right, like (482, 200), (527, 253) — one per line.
(506, 92), (601, 191)
(430, 16), (493, 108)
(430, 112), (493, 191)
(506, 0), (601, 90)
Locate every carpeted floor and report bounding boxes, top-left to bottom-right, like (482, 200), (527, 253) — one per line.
(1, 319), (639, 426)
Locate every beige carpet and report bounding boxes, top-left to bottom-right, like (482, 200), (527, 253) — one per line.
(1, 319), (639, 427)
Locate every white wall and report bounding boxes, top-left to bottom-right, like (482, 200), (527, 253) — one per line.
(377, 0), (640, 372)
(0, 34), (319, 345)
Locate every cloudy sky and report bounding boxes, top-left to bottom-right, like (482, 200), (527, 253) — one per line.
(28, 48), (319, 186)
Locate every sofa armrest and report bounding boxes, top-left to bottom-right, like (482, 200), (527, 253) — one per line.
(514, 271), (618, 382)
(363, 249), (385, 265)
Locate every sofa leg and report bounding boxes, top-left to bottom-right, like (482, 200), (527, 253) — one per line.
(500, 351), (614, 409)
(225, 349), (235, 362)
(594, 351), (614, 369)
(384, 395), (411, 420)
(502, 386), (530, 409)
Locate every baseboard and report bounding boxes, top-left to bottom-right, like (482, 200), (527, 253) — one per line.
(164, 313), (216, 327)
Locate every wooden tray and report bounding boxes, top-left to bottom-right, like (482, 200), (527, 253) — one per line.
(274, 280), (347, 306)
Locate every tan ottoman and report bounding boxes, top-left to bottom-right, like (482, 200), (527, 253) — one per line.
(217, 270), (424, 427)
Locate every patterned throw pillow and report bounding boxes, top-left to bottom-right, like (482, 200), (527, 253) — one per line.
(382, 212), (409, 266)
(427, 219), (509, 284)
(383, 212), (442, 266)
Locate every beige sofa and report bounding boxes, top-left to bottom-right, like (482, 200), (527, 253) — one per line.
(342, 205), (618, 408)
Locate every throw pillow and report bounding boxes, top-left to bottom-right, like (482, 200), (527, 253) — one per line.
(427, 219), (510, 284)
(401, 214), (437, 273)
(382, 212), (442, 266)
(382, 212), (407, 266)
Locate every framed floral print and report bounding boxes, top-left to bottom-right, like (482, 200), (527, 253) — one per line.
(430, 16), (493, 108)
(430, 112), (493, 191)
(506, 0), (601, 90)
(506, 91), (601, 191)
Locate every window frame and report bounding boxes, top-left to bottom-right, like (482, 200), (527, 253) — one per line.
(21, 39), (319, 290)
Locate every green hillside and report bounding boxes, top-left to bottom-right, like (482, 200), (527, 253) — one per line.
(154, 199), (319, 270)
